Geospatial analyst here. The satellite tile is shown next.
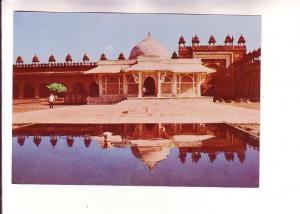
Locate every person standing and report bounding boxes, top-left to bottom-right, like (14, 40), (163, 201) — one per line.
(48, 93), (55, 108)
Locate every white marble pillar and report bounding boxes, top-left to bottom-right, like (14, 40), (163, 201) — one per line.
(171, 73), (177, 97)
(138, 72), (142, 98)
(157, 71), (161, 98)
(196, 73), (203, 97)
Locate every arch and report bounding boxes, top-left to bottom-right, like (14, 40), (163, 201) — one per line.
(181, 75), (193, 82)
(13, 83), (19, 99)
(180, 75), (194, 95)
(143, 76), (156, 96)
(69, 82), (87, 104)
(89, 82), (99, 97)
(24, 83), (35, 98)
(39, 82), (49, 97)
(72, 82), (85, 94)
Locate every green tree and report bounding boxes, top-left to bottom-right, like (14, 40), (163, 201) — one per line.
(46, 83), (67, 95)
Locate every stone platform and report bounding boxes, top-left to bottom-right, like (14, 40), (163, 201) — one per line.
(13, 98), (260, 124)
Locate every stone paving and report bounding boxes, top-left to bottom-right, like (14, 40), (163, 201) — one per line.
(13, 99), (260, 124)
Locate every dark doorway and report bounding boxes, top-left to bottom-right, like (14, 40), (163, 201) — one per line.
(89, 82), (99, 97)
(13, 84), (19, 98)
(143, 77), (156, 96)
(39, 83), (49, 97)
(24, 83), (35, 98)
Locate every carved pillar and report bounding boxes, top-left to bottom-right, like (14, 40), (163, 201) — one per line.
(197, 73), (205, 97)
(122, 73), (128, 96)
(172, 73), (177, 97)
(157, 71), (161, 98)
(138, 71), (142, 98)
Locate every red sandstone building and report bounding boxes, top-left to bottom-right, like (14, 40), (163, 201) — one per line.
(13, 33), (260, 104)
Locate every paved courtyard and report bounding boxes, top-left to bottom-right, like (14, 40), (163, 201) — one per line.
(13, 99), (260, 124)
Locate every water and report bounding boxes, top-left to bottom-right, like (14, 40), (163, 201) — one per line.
(12, 123), (259, 187)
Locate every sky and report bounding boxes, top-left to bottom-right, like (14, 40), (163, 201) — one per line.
(13, 12), (261, 63)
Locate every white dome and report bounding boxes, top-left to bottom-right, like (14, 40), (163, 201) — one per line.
(129, 34), (171, 59)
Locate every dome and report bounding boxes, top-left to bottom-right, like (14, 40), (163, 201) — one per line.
(192, 34), (200, 44)
(118, 52), (125, 60)
(16, 56), (24, 64)
(48, 54), (56, 63)
(171, 51), (178, 59)
(208, 35), (216, 45)
(100, 53), (107, 60)
(224, 34), (233, 44)
(129, 33), (170, 59)
(65, 53), (73, 62)
(238, 34), (246, 44)
(32, 54), (40, 63)
(83, 53), (90, 62)
(131, 145), (170, 170)
(178, 35), (186, 44)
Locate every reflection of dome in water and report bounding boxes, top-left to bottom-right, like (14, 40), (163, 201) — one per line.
(131, 145), (170, 170)
(129, 33), (170, 59)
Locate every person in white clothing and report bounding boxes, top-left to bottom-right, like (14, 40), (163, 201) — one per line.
(48, 93), (55, 108)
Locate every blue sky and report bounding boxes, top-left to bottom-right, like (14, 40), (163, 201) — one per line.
(13, 12), (261, 63)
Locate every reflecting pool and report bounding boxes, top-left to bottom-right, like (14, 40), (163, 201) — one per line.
(12, 123), (259, 187)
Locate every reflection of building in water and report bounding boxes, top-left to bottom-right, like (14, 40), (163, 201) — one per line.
(17, 135), (25, 146)
(67, 136), (74, 147)
(13, 123), (258, 166)
(33, 135), (42, 147)
(131, 145), (170, 170)
(84, 135), (91, 148)
(50, 135), (58, 148)
(91, 135), (123, 149)
(176, 131), (247, 164)
(130, 139), (171, 170)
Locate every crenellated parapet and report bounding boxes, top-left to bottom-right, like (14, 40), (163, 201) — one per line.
(13, 61), (97, 73)
(178, 34), (248, 62)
